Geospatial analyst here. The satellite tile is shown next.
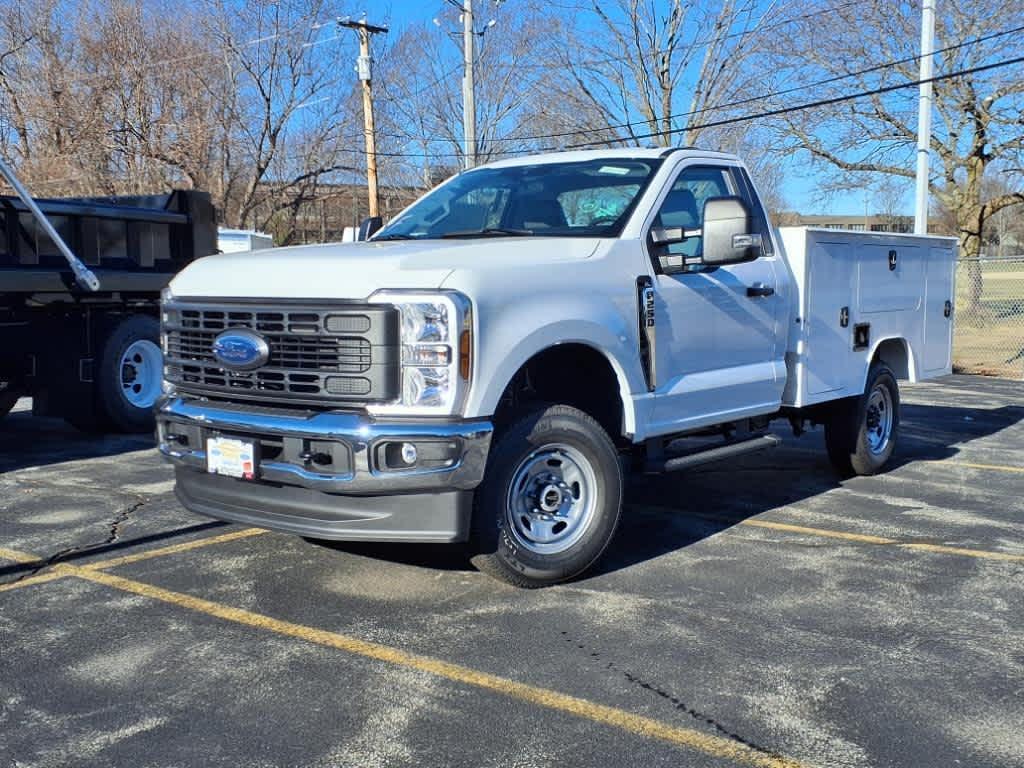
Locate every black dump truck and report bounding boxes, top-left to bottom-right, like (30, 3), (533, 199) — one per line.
(0, 182), (215, 432)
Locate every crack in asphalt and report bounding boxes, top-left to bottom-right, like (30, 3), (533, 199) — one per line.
(0, 497), (146, 586)
(559, 630), (785, 760)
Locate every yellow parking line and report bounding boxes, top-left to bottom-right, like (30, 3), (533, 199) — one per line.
(0, 571), (67, 593)
(655, 509), (1024, 563)
(900, 542), (1024, 562)
(0, 546), (47, 564)
(83, 528), (268, 571)
(72, 565), (804, 768)
(739, 519), (897, 546)
(945, 461), (1024, 475)
(0, 541), (803, 768)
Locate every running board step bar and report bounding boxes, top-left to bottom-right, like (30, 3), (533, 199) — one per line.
(647, 434), (781, 474)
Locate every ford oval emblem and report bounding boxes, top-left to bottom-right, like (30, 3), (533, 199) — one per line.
(212, 330), (270, 371)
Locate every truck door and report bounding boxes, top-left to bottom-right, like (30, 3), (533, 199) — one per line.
(645, 164), (784, 435)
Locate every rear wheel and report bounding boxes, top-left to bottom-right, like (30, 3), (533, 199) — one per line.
(470, 404), (622, 588)
(825, 362), (899, 476)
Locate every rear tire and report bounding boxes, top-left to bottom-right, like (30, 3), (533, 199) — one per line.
(470, 404), (622, 588)
(825, 362), (899, 477)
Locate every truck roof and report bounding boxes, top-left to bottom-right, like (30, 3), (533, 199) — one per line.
(480, 147), (741, 169)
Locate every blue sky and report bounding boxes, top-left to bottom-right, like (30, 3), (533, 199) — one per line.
(375, 0), (919, 216)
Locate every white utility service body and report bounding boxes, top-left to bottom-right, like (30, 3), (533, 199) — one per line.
(157, 148), (956, 586)
(778, 227), (956, 408)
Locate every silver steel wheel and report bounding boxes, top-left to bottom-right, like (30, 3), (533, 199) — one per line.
(120, 339), (163, 408)
(505, 443), (599, 555)
(864, 383), (894, 455)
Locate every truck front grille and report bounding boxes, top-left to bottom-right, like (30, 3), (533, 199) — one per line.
(162, 301), (399, 407)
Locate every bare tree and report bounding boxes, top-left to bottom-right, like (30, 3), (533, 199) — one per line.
(200, 0), (363, 241)
(763, 0), (1024, 310)
(374, 4), (561, 184)
(0, 0), (364, 244)
(544, 0), (776, 148)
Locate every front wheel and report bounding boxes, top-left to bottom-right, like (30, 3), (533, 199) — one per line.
(825, 362), (900, 477)
(470, 404), (623, 588)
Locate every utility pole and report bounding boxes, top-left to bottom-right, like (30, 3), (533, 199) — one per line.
(462, 0), (477, 169)
(339, 17), (388, 218)
(914, 0), (936, 234)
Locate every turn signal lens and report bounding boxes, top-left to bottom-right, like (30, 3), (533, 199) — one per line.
(459, 329), (471, 381)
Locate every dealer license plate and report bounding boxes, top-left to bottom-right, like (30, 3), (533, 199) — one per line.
(207, 436), (256, 480)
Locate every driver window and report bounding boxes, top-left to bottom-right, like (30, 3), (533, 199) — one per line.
(653, 166), (735, 260)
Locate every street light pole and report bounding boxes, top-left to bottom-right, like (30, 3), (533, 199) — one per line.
(462, 0), (477, 169)
(914, 0), (936, 234)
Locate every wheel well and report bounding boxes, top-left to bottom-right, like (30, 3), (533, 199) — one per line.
(494, 344), (625, 440)
(873, 338), (910, 380)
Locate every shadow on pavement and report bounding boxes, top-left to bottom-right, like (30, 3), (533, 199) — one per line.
(311, 403), (1024, 580)
(0, 407), (154, 474)
(4, 399), (1021, 581)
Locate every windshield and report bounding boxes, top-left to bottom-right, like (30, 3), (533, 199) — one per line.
(373, 158), (663, 240)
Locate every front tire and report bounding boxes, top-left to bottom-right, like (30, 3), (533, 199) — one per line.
(67, 315), (162, 434)
(0, 385), (20, 423)
(825, 362), (900, 477)
(470, 404), (622, 588)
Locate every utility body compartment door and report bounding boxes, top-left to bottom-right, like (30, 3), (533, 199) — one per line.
(856, 244), (924, 314)
(922, 245), (956, 373)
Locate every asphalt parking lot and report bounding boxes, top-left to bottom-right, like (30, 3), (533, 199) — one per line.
(1, 374), (1022, 768)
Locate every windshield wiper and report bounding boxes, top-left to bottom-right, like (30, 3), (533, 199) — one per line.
(371, 233), (418, 241)
(439, 227), (534, 238)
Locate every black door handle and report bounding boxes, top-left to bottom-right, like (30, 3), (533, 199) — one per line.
(746, 284), (775, 297)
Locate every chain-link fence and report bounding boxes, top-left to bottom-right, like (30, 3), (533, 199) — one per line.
(954, 256), (1024, 379)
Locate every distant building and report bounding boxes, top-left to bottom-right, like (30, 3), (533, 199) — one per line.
(777, 213), (914, 234)
(251, 182), (423, 245)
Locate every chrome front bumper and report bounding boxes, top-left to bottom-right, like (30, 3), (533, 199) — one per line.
(156, 397), (493, 543)
(156, 396), (493, 495)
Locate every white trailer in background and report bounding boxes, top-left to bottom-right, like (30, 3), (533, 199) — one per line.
(217, 229), (273, 254)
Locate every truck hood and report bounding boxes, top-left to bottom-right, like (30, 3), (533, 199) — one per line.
(169, 238), (601, 300)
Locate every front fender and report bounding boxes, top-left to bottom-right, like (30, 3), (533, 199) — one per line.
(465, 297), (645, 437)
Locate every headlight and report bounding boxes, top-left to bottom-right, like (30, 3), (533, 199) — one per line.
(369, 291), (472, 416)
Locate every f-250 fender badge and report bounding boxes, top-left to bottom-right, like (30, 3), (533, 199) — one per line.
(212, 329), (270, 371)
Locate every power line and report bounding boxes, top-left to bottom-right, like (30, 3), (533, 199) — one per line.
(14, 47), (1023, 177)
(366, 23), (1024, 150)
(567, 53), (1024, 148)
(16, 48), (1020, 189)
(6, 18), (343, 90)
(496, 21), (1024, 145)
(504, 0), (862, 71)
(317, 51), (1024, 159)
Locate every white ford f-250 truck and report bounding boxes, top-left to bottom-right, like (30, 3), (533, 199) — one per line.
(157, 148), (956, 587)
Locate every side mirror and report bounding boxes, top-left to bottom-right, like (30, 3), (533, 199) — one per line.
(702, 197), (762, 266)
(357, 216), (383, 241)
